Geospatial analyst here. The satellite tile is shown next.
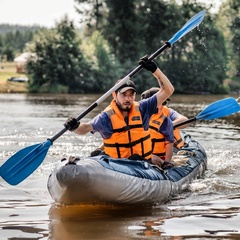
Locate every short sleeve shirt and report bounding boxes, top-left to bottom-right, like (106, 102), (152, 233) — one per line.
(168, 108), (181, 121)
(159, 117), (174, 142)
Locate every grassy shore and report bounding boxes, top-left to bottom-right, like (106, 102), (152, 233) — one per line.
(0, 62), (28, 93)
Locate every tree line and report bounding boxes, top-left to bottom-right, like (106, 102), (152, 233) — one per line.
(1, 0), (239, 94)
(0, 24), (42, 61)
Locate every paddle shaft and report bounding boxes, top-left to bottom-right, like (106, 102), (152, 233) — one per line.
(173, 117), (196, 129)
(49, 43), (171, 143)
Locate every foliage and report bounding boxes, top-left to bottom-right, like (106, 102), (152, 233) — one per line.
(0, 24), (42, 61)
(81, 30), (122, 92)
(0, 24), (42, 34)
(74, 0), (107, 34)
(229, 0), (240, 78)
(104, 0), (140, 63)
(131, 0), (183, 92)
(87, 0), (228, 94)
(26, 17), (93, 93)
(166, 2), (228, 94)
(217, 0), (240, 91)
(2, 1), (240, 94)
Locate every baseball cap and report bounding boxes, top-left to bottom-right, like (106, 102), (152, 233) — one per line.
(141, 87), (159, 100)
(116, 80), (137, 93)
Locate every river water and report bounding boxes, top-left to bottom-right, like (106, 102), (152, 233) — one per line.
(0, 93), (240, 240)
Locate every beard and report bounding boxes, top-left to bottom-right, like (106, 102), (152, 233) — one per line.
(116, 99), (132, 112)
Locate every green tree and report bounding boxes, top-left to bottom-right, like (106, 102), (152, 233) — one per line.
(0, 25), (40, 61)
(166, 2), (228, 94)
(26, 17), (93, 93)
(71, 0), (229, 93)
(217, 0), (240, 92)
(81, 30), (121, 92)
(104, 0), (141, 64)
(74, 0), (107, 33)
(133, 0), (180, 92)
(229, 0), (240, 78)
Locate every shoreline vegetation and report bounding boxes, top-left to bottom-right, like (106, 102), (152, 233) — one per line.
(1, 62), (238, 95)
(0, 62), (28, 93)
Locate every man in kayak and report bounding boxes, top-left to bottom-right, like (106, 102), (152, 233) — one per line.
(64, 56), (174, 166)
(141, 87), (189, 150)
(90, 88), (177, 168)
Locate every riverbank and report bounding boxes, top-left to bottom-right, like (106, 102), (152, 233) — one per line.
(0, 80), (28, 93)
(0, 62), (28, 93)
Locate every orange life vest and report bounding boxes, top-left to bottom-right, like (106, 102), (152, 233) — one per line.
(162, 106), (184, 149)
(149, 112), (167, 158)
(103, 100), (152, 160)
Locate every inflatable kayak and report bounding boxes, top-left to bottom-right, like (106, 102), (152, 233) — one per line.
(47, 132), (207, 205)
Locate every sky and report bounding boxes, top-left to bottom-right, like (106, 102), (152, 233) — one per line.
(0, 0), (80, 28)
(0, 0), (224, 28)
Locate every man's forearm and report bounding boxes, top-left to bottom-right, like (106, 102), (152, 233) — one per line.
(74, 123), (93, 135)
(153, 68), (174, 105)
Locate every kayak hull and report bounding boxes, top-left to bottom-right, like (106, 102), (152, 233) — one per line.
(47, 133), (207, 205)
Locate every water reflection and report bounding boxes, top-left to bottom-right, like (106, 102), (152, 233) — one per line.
(48, 195), (240, 239)
(48, 203), (170, 240)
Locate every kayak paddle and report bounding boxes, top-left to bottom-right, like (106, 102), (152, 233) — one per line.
(0, 10), (206, 185)
(174, 97), (240, 129)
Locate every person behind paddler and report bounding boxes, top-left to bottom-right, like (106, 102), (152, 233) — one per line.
(141, 87), (189, 153)
(64, 56), (174, 165)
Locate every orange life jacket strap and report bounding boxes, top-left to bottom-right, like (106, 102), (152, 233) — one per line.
(149, 125), (160, 132)
(104, 134), (151, 148)
(174, 137), (184, 148)
(142, 149), (152, 159)
(112, 124), (143, 133)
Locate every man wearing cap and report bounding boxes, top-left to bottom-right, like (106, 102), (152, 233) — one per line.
(64, 56), (174, 161)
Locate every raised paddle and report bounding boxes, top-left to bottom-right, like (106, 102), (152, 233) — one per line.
(0, 10), (206, 185)
(174, 97), (240, 129)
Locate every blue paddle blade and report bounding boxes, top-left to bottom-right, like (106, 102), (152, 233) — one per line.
(0, 140), (52, 185)
(168, 10), (206, 45)
(196, 97), (240, 120)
